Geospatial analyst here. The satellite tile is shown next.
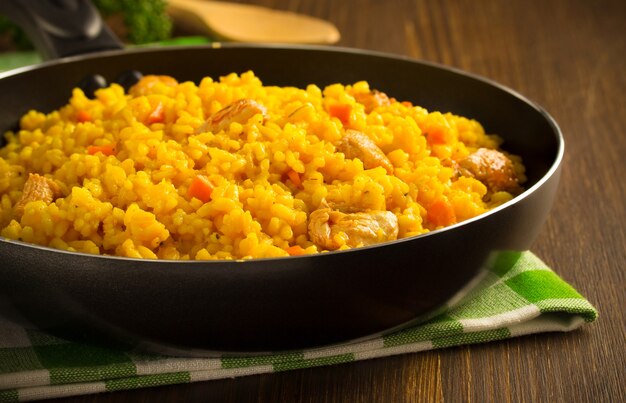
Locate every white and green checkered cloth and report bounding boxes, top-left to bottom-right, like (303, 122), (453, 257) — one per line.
(0, 251), (597, 402)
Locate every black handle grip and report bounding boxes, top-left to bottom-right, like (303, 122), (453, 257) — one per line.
(0, 0), (123, 60)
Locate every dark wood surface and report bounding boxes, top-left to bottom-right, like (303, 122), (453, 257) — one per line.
(39, 0), (626, 401)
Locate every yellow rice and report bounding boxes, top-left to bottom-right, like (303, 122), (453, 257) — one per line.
(0, 71), (525, 260)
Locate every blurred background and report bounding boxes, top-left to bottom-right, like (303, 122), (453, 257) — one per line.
(0, 0), (172, 50)
(0, 0), (176, 70)
(0, 0), (343, 71)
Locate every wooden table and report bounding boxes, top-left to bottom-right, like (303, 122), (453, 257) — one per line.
(52, 0), (624, 401)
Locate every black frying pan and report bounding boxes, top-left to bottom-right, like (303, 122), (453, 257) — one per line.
(0, 1), (562, 355)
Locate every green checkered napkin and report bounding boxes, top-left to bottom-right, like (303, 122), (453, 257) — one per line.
(0, 251), (597, 402)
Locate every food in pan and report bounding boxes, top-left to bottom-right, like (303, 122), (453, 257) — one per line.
(0, 71), (525, 259)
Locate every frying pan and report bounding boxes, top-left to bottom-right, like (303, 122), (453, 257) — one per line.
(0, 1), (563, 355)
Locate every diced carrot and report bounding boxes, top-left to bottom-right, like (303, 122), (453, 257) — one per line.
(426, 128), (449, 145)
(427, 197), (456, 227)
(188, 175), (214, 203)
(286, 170), (302, 188)
(286, 245), (306, 256)
(146, 101), (165, 124)
(77, 110), (91, 123)
(329, 103), (352, 126)
(87, 144), (116, 156)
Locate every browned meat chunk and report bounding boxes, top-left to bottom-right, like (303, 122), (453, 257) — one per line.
(129, 75), (178, 97)
(198, 99), (268, 134)
(308, 205), (399, 250)
(14, 173), (62, 216)
(458, 148), (522, 194)
(337, 129), (394, 174)
(354, 90), (393, 113)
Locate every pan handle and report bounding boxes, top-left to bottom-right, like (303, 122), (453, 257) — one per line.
(0, 0), (123, 60)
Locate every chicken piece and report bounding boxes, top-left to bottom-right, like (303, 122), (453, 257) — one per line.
(129, 75), (178, 97)
(458, 148), (522, 194)
(308, 205), (399, 250)
(354, 90), (393, 113)
(337, 129), (394, 174)
(198, 99), (268, 134)
(14, 173), (62, 217)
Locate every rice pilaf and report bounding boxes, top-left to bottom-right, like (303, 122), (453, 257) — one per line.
(0, 71), (525, 260)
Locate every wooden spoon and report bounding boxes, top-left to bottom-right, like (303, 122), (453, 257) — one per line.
(167, 0), (340, 44)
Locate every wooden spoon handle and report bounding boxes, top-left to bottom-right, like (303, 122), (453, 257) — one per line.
(168, 0), (340, 44)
